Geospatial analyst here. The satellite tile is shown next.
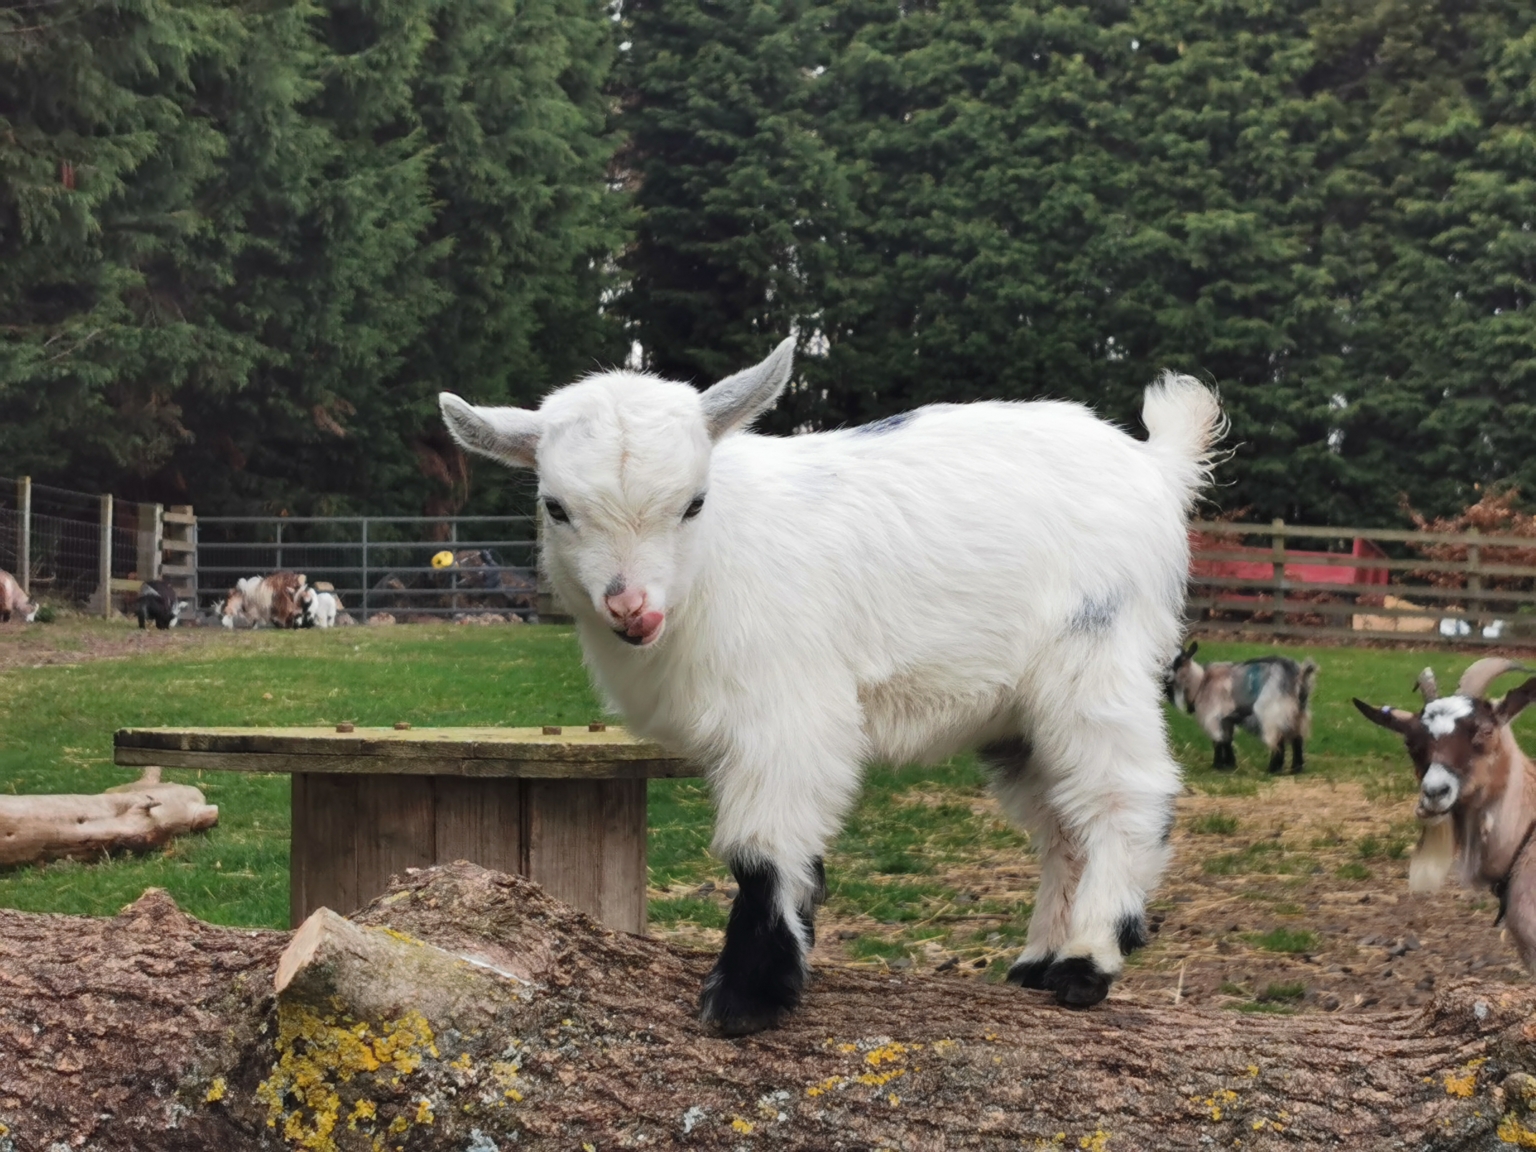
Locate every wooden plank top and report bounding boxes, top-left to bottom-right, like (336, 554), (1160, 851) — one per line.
(113, 726), (700, 780)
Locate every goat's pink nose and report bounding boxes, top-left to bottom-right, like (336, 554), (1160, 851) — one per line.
(605, 588), (647, 620)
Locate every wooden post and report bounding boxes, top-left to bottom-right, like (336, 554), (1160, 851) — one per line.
(360, 517), (369, 619)
(1467, 527), (1482, 633)
(274, 519), (283, 573)
(1271, 517), (1286, 630)
(98, 493), (113, 618)
(135, 503), (163, 583)
(16, 476), (29, 595)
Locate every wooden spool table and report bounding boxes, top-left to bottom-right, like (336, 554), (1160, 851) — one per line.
(113, 725), (697, 933)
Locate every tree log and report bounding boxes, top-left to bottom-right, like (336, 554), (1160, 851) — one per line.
(2, 861), (1535, 1151)
(0, 768), (217, 865)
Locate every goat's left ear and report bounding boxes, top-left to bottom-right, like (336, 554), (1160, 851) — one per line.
(1495, 677), (1536, 726)
(440, 394), (542, 469)
(700, 338), (795, 440)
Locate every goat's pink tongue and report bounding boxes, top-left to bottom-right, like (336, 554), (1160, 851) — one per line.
(629, 611), (664, 639)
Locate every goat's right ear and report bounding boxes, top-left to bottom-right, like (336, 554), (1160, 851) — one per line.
(1184, 641), (1199, 658)
(700, 337), (795, 440)
(1495, 677), (1536, 726)
(1352, 697), (1420, 735)
(440, 394), (541, 469)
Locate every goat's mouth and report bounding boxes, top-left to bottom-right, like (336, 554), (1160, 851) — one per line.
(613, 611), (665, 648)
(1416, 795), (1456, 819)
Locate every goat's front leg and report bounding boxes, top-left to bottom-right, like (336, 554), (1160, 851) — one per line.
(700, 741), (858, 1035)
(1290, 736), (1305, 774)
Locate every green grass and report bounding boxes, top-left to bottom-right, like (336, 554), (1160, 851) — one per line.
(1257, 981), (1308, 1002)
(1, 626), (1528, 940)
(1246, 927), (1319, 954)
(1189, 812), (1239, 835)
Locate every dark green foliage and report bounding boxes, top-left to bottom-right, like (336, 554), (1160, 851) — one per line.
(621, 0), (1536, 523)
(6, 0), (1536, 523)
(1, 0), (621, 515)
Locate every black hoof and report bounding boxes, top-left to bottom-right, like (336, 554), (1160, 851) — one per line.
(1005, 954), (1055, 989)
(699, 968), (798, 1036)
(1042, 956), (1113, 1008)
(1116, 913), (1149, 956)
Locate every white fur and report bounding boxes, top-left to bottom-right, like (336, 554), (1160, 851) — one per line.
(1409, 816), (1456, 893)
(1418, 763), (1460, 816)
(1424, 696), (1473, 738)
(298, 587), (338, 629)
(442, 348), (1221, 982)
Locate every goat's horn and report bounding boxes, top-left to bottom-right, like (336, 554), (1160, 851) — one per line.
(1415, 667), (1439, 703)
(1456, 657), (1532, 700)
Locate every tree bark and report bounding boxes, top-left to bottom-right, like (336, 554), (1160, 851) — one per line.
(1, 861), (1534, 1151)
(0, 768), (217, 865)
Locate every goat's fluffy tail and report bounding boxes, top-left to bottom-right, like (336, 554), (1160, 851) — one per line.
(1142, 372), (1226, 499)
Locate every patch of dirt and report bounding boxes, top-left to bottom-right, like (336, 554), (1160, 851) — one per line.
(0, 618), (217, 670)
(650, 777), (1523, 1016)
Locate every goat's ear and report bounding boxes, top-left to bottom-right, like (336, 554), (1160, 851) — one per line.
(440, 394), (541, 469)
(1185, 641), (1199, 658)
(1352, 697), (1421, 735)
(700, 337), (795, 440)
(1495, 676), (1536, 727)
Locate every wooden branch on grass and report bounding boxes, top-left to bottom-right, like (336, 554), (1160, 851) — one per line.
(0, 767), (217, 865)
(2, 861), (1536, 1151)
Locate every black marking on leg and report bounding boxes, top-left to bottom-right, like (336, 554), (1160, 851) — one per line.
(1266, 746), (1286, 774)
(1006, 953), (1056, 989)
(1159, 802), (1176, 845)
(1291, 737), (1305, 774)
(1116, 913), (1148, 955)
(699, 860), (806, 1036)
(1043, 956), (1113, 1008)
(979, 736), (1032, 782)
(811, 856), (827, 904)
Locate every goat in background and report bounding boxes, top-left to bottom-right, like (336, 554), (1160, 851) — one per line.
(1354, 658), (1536, 972)
(1166, 642), (1318, 773)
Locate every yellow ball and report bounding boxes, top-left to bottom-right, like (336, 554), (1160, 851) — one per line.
(431, 550), (455, 570)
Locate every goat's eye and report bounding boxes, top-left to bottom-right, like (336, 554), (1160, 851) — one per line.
(544, 498), (570, 525)
(683, 496), (705, 521)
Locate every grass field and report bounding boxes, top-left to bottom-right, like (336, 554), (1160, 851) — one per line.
(1, 618), (1529, 1013)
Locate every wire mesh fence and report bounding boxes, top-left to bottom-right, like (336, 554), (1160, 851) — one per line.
(0, 476), (153, 608)
(195, 516), (540, 622)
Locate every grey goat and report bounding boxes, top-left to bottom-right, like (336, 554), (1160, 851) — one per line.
(1166, 642), (1319, 773)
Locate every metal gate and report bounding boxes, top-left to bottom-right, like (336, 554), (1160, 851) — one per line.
(195, 515), (538, 622)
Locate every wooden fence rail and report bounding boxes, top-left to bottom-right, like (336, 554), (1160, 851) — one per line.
(1185, 520), (1536, 647)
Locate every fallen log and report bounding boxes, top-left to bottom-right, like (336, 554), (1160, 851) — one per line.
(0, 767), (218, 866)
(1, 861), (1535, 1151)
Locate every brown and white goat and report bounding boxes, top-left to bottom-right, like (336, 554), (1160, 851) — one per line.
(1166, 642), (1318, 772)
(221, 572), (306, 629)
(0, 569), (38, 623)
(1354, 658), (1536, 972)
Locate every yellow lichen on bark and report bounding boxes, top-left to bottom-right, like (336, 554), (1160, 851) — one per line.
(255, 1002), (440, 1152)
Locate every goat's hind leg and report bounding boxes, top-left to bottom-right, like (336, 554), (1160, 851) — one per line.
(1032, 711), (1180, 1008)
(984, 738), (1080, 988)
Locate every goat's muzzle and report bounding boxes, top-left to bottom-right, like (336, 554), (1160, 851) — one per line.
(605, 587), (665, 647)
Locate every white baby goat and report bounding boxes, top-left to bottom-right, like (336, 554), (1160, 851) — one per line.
(441, 340), (1223, 1034)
